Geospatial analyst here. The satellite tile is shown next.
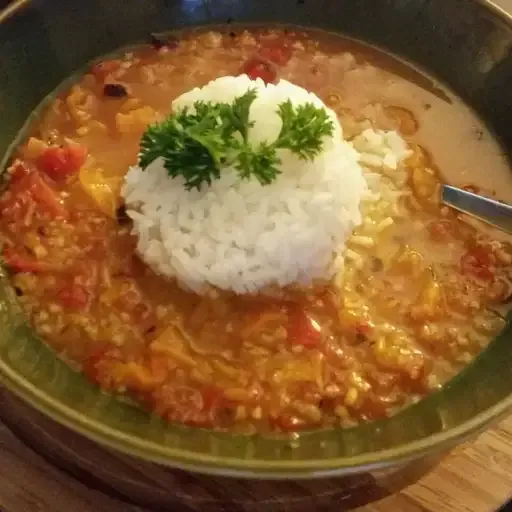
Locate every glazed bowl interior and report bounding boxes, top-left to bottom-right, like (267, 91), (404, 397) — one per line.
(1, 0), (512, 478)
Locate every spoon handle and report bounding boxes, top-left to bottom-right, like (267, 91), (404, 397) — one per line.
(442, 185), (512, 235)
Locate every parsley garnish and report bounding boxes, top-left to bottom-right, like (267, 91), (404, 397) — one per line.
(139, 89), (334, 190)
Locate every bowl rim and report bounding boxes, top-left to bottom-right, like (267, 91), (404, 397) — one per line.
(1, 339), (512, 478)
(0, 0), (512, 478)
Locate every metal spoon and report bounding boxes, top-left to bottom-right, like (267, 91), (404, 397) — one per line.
(442, 185), (512, 235)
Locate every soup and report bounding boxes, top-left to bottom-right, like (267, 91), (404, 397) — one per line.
(0, 27), (510, 433)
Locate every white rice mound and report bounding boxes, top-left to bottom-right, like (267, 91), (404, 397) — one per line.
(122, 75), (406, 295)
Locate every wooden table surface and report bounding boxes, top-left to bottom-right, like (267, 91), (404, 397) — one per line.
(2, 0), (512, 511)
(0, 411), (511, 512)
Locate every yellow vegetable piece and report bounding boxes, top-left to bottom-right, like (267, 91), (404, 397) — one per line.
(273, 358), (315, 384)
(116, 106), (158, 134)
(110, 362), (160, 391)
(411, 276), (444, 320)
(22, 137), (48, 160)
(79, 167), (123, 217)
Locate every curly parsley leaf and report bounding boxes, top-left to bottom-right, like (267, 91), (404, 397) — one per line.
(275, 101), (334, 159)
(139, 89), (334, 190)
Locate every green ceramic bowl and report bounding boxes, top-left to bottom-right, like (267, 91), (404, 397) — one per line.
(1, 0), (512, 478)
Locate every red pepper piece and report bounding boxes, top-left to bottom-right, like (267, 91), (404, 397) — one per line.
(287, 306), (322, 347)
(37, 143), (87, 180)
(242, 57), (277, 84)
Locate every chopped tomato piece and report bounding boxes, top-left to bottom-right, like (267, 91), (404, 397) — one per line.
(258, 43), (293, 66)
(287, 306), (322, 347)
(273, 413), (308, 431)
(91, 59), (121, 82)
(26, 172), (67, 218)
(460, 246), (495, 281)
(242, 57), (277, 84)
(7, 159), (32, 184)
(202, 386), (223, 410)
(2, 247), (54, 273)
(5, 167), (67, 219)
(57, 283), (90, 309)
(37, 143), (88, 180)
(83, 348), (121, 384)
